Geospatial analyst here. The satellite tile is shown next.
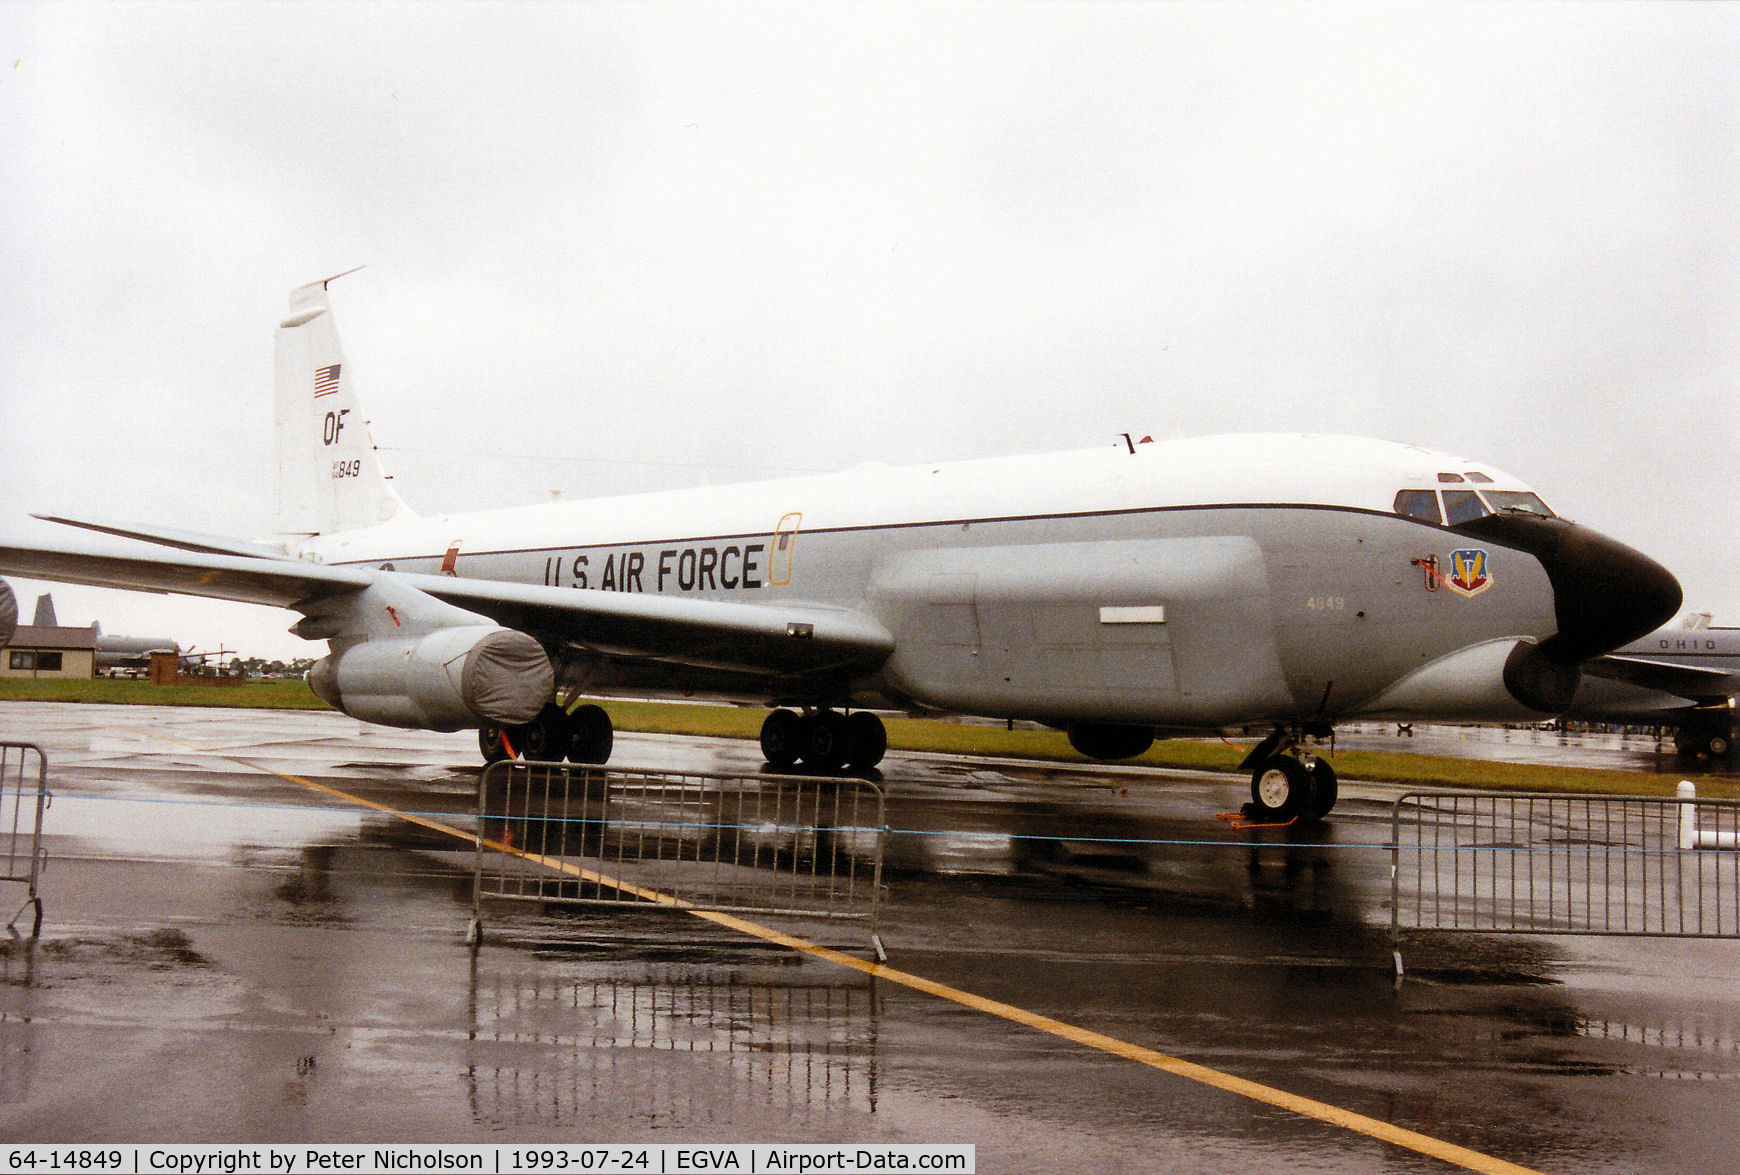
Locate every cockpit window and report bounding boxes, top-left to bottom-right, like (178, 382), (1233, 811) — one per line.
(1481, 490), (1555, 518)
(1442, 490), (1491, 525)
(1396, 487), (1558, 527)
(1465, 471), (1494, 484)
(1436, 472), (1466, 483)
(1394, 490), (1442, 524)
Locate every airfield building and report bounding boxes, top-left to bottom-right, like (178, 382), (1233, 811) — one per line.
(1, 623), (98, 679)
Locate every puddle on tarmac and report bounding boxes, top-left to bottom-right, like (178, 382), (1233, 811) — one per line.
(40, 789), (367, 862)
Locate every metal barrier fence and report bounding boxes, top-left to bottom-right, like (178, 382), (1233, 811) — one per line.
(0, 743), (47, 937)
(473, 762), (885, 946)
(1390, 788), (1740, 970)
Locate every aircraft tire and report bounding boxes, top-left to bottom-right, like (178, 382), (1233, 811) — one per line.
(1307, 759), (1338, 819)
(566, 704), (614, 765)
(760, 709), (804, 770)
(517, 703), (572, 763)
(801, 711), (851, 773)
(479, 724), (512, 763)
(1707, 732), (1732, 758)
(844, 712), (887, 772)
(1250, 755), (1314, 821)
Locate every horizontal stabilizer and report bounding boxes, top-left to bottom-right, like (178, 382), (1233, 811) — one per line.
(33, 514), (291, 560)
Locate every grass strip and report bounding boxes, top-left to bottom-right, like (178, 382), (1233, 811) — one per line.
(0, 677), (330, 709)
(2, 678), (1727, 799)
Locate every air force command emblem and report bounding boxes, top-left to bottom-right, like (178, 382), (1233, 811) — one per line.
(1447, 548), (1493, 597)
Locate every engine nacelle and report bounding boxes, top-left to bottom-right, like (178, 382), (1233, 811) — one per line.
(308, 626), (553, 732)
(0, 579), (16, 648)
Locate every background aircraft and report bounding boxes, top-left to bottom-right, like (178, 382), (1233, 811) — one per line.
(25, 593), (179, 672)
(0, 277), (1683, 821)
(1575, 613), (1740, 758)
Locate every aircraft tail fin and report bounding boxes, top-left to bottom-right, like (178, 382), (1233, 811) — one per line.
(274, 271), (415, 536)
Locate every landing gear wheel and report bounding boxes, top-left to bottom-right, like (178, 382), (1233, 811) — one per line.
(1306, 758), (1339, 819)
(517, 703), (572, 762)
(844, 712), (887, 772)
(801, 710), (851, 773)
(1250, 755), (1314, 821)
(1707, 732), (1732, 759)
(760, 709), (805, 770)
(566, 704), (614, 765)
(479, 723), (512, 763)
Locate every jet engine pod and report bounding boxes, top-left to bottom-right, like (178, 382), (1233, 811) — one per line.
(308, 625), (553, 732)
(1358, 637), (1578, 723)
(0, 579), (16, 648)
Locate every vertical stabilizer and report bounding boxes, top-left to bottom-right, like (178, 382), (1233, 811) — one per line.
(274, 273), (414, 536)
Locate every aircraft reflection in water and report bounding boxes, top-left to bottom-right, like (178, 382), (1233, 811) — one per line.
(882, 789), (1360, 922)
(466, 964), (879, 1129)
(0, 272), (1684, 825)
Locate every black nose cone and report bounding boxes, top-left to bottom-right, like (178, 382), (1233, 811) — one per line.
(1453, 515), (1682, 661)
(1544, 523), (1682, 659)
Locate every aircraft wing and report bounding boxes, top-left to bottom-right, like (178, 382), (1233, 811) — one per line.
(1580, 653), (1737, 701)
(0, 542), (893, 679)
(0, 541), (369, 607)
(392, 572), (892, 676)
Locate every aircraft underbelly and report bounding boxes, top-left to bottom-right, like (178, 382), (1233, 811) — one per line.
(870, 537), (1293, 724)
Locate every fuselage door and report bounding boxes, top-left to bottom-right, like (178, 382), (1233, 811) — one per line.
(770, 512), (802, 586)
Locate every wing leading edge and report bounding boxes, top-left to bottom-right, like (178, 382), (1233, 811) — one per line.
(0, 541), (369, 607)
(0, 541), (893, 681)
(1580, 653), (1736, 701)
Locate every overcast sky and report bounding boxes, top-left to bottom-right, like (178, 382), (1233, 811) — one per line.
(2, 1), (1736, 661)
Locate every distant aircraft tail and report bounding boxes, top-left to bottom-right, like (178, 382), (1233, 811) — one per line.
(273, 271), (414, 536)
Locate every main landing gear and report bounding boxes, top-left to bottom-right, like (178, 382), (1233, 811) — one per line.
(479, 702), (614, 765)
(1241, 727), (1338, 822)
(1672, 710), (1736, 762)
(759, 708), (887, 775)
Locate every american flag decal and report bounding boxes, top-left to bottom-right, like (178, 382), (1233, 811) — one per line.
(313, 364), (342, 397)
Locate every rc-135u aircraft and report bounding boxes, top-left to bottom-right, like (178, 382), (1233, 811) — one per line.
(0, 275), (1685, 820)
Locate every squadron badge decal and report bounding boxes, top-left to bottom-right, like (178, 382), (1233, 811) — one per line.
(1447, 548), (1493, 597)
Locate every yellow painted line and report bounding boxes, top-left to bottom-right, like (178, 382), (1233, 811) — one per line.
(155, 735), (1540, 1175)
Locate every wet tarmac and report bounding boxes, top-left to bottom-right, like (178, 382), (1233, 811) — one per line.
(0, 702), (1736, 1173)
(1332, 720), (1738, 777)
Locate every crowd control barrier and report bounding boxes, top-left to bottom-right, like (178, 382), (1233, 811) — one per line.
(473, 761), (884, 950)
(0, 743), (47, 938)
(1389, 786), (1740, 975)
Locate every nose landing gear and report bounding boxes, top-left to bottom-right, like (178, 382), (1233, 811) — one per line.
(1241, 727), (1339, 821)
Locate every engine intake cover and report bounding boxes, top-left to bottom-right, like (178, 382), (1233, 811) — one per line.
(309, 626), (552, 731)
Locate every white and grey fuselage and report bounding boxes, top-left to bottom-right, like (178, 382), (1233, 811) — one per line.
(298, 431), (1678, 732)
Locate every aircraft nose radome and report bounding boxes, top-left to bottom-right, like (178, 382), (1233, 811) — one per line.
(1453, 514), (1681, 662)
(1544, 524), (1682, 661)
